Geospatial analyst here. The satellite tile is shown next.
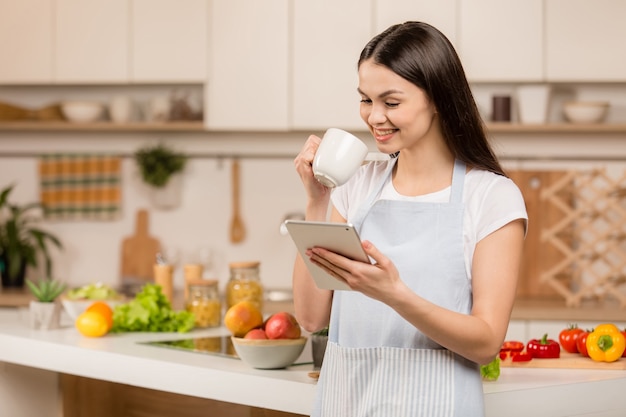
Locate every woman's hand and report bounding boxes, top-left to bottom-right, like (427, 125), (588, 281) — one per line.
(294, 135), (331, 203)
(307, 240), (406, 303)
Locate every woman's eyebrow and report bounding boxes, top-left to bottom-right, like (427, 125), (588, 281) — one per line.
(357, 88), (404, 98)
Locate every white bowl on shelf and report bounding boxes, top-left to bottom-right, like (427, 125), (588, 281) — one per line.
(61, 101), (105, 123)
(563, 101), (610, 124)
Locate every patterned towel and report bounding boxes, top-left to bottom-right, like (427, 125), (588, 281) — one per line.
(39, 154), (122, 220)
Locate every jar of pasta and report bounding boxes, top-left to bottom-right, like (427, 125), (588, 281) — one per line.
(226, 261), (264, 312)
(186, 279), (221, 328)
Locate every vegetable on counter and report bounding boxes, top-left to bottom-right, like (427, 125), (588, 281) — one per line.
(66, 282), (122, 300)
(576, 329), (592, 357)
(112, 284), (195, 333)
(499, 340), (532, 362)
(527, 334), (561, 359)
(586, 324), (626, 363)
(559, 324), (584, 354)
(480, 356), (501, 381)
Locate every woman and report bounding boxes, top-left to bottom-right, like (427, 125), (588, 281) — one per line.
(293, 22), (527, 417)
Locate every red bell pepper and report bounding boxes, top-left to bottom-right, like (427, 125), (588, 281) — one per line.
(527, 334), (560, 359)
(511, 351), (533, 362)
(622, 329), (626, 358)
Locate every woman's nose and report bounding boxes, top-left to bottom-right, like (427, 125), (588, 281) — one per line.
(367, 105), (387, 125)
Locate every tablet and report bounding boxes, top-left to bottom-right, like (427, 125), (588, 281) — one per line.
(284, 220), (371, 291)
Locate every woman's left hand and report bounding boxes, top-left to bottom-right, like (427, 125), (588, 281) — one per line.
(307, 240), (405, 303)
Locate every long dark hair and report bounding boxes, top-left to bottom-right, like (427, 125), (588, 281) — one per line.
(359, 21), (505, 176)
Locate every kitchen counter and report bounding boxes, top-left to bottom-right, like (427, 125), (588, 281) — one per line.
(2, 308), (626, 416)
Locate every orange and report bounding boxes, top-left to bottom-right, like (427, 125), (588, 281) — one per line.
(75, 311), (109, 337)
(86, 301), (113, 330)
(224, 300), (264, 337)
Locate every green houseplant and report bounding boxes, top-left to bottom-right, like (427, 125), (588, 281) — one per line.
(0, 184), (63, 288)
(134, 143), (187, 188)
(26, 278), (67, 330)
(134, 143), (188, 209)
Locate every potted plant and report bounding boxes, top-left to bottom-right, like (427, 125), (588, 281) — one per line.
(26, 278), (67, 330)
(0, 184), (63, 288)
(134, 143), (187, 209)
(311, 326), (329, 369)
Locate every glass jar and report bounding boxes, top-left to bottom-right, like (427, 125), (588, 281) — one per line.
(186, 279), (221, 328)
(226, 261), (264, 311)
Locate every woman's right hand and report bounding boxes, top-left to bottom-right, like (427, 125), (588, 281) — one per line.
(294, 135), (331, 203)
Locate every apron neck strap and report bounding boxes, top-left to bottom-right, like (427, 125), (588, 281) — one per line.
(450, 159), (466, 203)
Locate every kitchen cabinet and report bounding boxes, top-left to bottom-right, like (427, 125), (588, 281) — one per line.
(206, 0), (289, 130)
(459, 0), (543, 82)
(291, 0), (373, 130)
(373, 0), (457, 47)
(55, 0), (129, 83)
(131, 0), (206, 83)
(545, 0), (626, 81)
(0, 0), (54, 84)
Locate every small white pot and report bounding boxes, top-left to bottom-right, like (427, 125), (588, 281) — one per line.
(29, 300), (62, 330)
(517, 84), (551, 124)
(149, 173), (183, 210)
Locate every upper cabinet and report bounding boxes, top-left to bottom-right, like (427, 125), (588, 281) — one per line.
(56, 0), (128, 83)
(374, 0), (457, 47)
(206, 0), (288, 130)
(132, 0), (206, 83)
(545, 0), (626, 81)
(0, 0), (206, 85)
(459, 0), (543, 82)
(291, 0), (373, 130)
(0, 0), (54, 83)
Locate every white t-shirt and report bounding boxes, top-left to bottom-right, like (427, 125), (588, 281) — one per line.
(331, 160), (528, 280)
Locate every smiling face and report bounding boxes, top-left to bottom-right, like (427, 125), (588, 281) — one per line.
(358, 59), (440, 156)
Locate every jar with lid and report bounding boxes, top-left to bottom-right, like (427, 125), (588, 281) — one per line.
(186, 279), (221, 328)
(226, 261), (264, 312)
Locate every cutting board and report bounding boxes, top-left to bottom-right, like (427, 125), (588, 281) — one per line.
(501, 352), (626, 370)
(120, 209), (161, 283)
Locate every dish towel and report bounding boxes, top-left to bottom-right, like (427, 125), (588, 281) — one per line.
(39, 153), (122, 220)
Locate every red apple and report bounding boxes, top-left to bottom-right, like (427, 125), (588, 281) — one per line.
(264, 312), (301, 340)
(244, 328), (268, 339)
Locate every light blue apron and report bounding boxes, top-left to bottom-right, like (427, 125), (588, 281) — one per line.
(312, 159), (485, 417)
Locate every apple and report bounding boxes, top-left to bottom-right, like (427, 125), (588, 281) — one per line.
(244, 328), (268, 339)
(264, 312), (301, 340)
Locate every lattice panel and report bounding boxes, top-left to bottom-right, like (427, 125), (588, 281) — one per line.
(540, 168), (626, 308)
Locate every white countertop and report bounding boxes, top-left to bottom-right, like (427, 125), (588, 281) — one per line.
(2, 307), (626, 417)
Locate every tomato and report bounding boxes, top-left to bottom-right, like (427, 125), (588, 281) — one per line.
(559, 324), (584, 354)
(576, 330), (592, 357)
(621, 329), (626, 358)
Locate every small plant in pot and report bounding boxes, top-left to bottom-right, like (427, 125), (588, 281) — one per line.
(134, 143), (187, 209)
(26, 278), (67, 330)
(0, 184), (63, 288)
(311, 326), (329, 370)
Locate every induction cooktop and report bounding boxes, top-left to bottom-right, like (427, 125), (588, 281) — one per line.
(140, 336), (239, 359)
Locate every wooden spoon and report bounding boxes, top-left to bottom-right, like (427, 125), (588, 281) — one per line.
(230, 158), (246, 243)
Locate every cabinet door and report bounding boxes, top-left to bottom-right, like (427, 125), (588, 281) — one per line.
(374, 0), (457, 47)
(132, 0), (207, 83)
(459, 0), (543, 82)
(292, 0), (373, 130)
(206, 0), (288, 130)
(0, 0), (53, 83)
(56, 0), (128, 83)
(546, 0), (626, 81)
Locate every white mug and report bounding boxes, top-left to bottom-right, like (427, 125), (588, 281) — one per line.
(312, 128), (369, 188)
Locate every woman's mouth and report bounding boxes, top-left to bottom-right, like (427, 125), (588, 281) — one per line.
(373, 128), (397, 142)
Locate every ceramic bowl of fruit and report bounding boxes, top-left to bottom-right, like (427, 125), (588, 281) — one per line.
(229, 310), (307, 369)
(61, 283), (125, 321)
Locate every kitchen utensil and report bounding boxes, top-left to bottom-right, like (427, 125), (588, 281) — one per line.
(120, 209), (161, 284)
(61, 101), (105, 123)
(231, 336), (307, 369)
(563, 101), (609, 124)
(229, 159), (246, 243)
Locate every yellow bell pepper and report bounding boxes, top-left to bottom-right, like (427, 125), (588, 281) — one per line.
(586, 323), (626, 362)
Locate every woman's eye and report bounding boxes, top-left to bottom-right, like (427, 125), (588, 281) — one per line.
(386, 102), (399, 108)
(360, 98), (372, 104)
